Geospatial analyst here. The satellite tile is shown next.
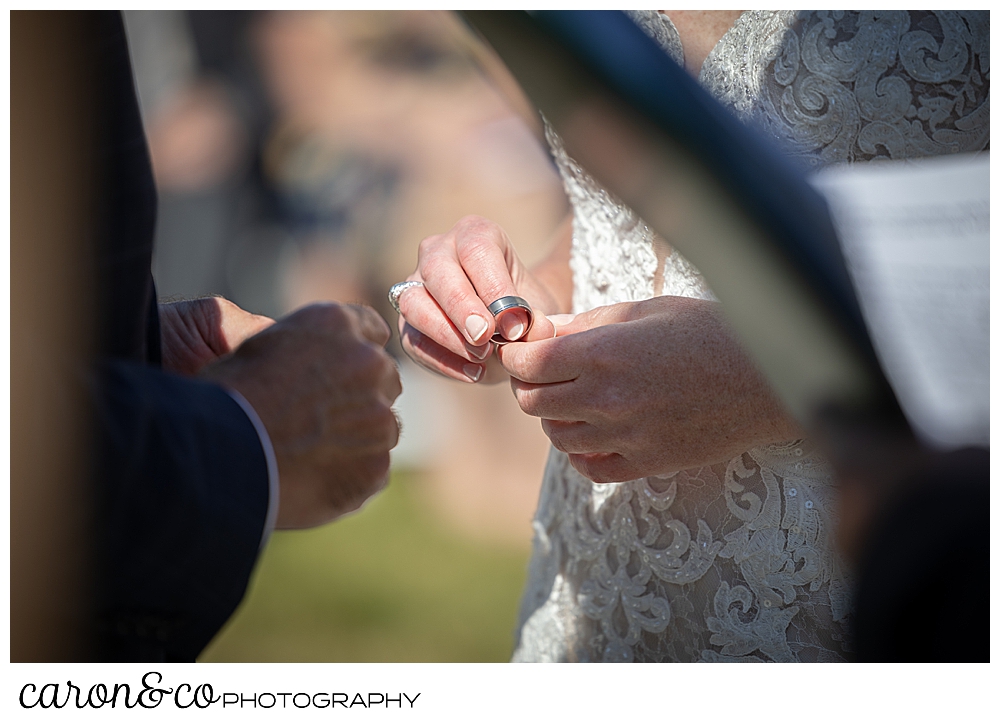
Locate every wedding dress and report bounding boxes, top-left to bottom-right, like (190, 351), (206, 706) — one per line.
(512, 10), (989, 662)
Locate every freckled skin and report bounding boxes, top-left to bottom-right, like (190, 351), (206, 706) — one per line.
(499, 296), (801, 483)
(399, 163), (798, 484)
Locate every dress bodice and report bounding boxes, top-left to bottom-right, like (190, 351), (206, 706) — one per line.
(513, 10), (989, 662)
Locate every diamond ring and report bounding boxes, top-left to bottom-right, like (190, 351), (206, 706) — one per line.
(388, 281), (424, 315)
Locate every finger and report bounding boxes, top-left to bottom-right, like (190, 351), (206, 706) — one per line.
(355, 342), (404, 407)
(287, 302), (389, 346)
(281, 303), (389, 346)
(451, 217), (532, 340)
(398, 283), (492, 362)
(344, 303), (392, 346)
(496, 335), (581, 383)
(541, 419), (614, 454)
(547, 313), (576, 329)
(509, 377), (583, 420)
(214, 296), (276, 350)
(567, 452), (639, 484)
(400, 323), (485, 383)
(494, 306), (530, 342)
(330, 399), (401, 454)
(553, 303), (636, 337)
(379, 355), (403, 404)
(520, 309), (557, 343)
(418, 229), (497, 345)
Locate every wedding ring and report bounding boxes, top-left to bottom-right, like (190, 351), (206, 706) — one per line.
(388, 281), (424, 314)
(487, 295), (533, 344)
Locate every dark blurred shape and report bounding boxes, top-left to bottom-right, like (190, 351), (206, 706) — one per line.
(363, 23), (475, 76)
(92, 12), (271, 662)
(11, 10), (99, 661)
(13, 10), (271, 662)
(852, 448), (989, 662)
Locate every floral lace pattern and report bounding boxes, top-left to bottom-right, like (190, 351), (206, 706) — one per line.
(512, 10), (988, 663)
(698, 11), (988, 168)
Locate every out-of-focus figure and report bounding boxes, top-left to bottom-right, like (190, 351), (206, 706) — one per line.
(125, 10), (569, 547)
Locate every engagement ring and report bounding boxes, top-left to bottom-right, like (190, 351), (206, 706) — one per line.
(487, 295), (533, 344)
(388, 281), (424, 314)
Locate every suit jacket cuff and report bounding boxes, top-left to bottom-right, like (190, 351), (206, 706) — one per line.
(224, 389), (280, 547)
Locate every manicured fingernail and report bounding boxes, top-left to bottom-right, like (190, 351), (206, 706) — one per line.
(500, 316), (525, 341)
(465, 314), (488, 343)
(548, 314), (577, 326)
(463, 364), (483, 382)
(468, 344), (490, 360)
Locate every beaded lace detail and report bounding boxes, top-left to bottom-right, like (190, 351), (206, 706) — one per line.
(512, 10), (988, 662)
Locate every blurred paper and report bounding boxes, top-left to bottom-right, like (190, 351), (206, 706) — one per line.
(812, 154), (989, 449)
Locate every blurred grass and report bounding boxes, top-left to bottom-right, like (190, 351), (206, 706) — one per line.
(200, 469), (531, 662)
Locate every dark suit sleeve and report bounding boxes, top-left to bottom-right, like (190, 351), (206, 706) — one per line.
(84, 12), (272, 661)
(93, 360), (270, 662)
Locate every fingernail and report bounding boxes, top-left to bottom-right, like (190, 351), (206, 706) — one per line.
(500, 316), (525, 341)
(463, 364), (483, 382)
(468, 344), (490, 360)
(465, 314), (489, 343)
(548, 313), (577, 326)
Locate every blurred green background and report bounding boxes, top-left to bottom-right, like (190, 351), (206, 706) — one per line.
(200, 470), (531, 662)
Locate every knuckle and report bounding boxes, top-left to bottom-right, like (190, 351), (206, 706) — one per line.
(441, 286), (472, 315)
(420, 252), (450, 281)
(417, 234), (443, 258)
(371, 346), (395, 377)
(386, 409), (402, 440)
(307, 301), (351, 328)
(353, 343), (387, 380)
(459, 214), (504, 242)
(327, 456), (390, 515)
(456, 233), (493, 265)
(384, 410), (401, 447)
(568, 454), (594, 481)
(547, 429), (568, 453)
(589, 466), (615, 485)
(600, 387), (629, 421)
(456, 214), (489, 231)
(366, 404), (400, 448)
(358, 453), (391, 488)
(359, 305), (391, 342)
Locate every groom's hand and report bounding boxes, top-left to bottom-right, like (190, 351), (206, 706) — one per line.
(160, 297), (275, 376)
(201, 303), (402, 529)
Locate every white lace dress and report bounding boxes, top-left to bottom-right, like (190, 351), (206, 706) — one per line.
(512, 10), (989, 663)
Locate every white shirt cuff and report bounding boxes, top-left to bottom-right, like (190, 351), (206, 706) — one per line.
(225, 389), (279, 549)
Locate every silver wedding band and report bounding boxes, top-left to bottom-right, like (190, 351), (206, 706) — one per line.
(388, 280), (424, 314)
(487, 295), (533, 345)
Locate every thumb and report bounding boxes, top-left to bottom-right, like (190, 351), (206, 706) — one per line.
(520, 308), (556, 342)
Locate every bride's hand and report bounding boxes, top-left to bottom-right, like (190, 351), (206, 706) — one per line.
(395, 215), (558, 384)
(496, 296), (802, 482)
